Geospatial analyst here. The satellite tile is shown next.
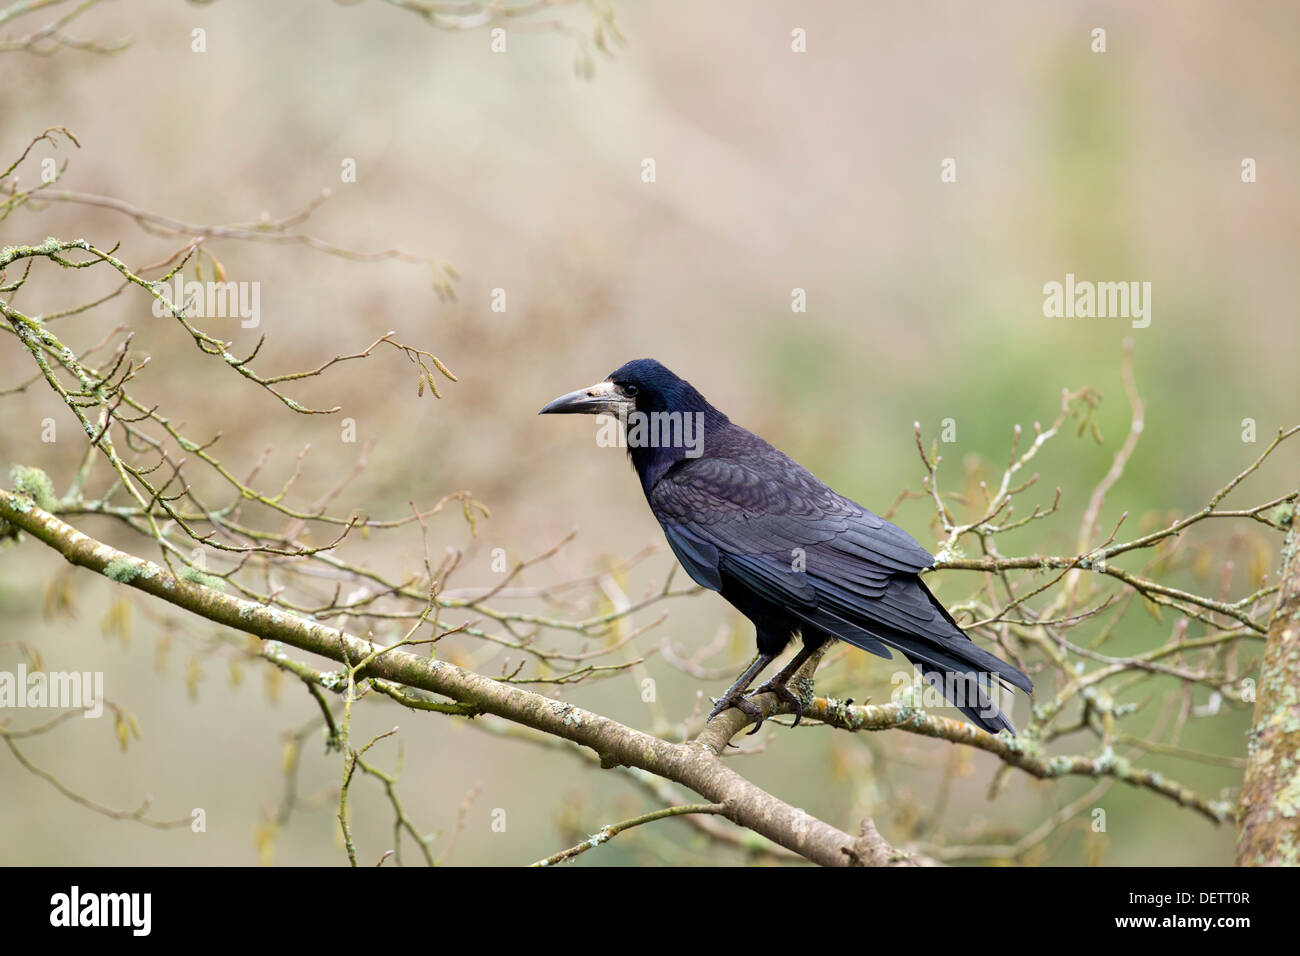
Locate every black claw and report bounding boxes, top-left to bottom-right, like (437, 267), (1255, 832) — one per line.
(708, 693), (766, 733)
(750, 679), (805, 727)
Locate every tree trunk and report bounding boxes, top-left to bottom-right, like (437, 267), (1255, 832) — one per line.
(1236, 490), (1300, 865)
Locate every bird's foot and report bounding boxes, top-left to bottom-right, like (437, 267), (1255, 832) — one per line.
(707, 691), (767, 735)
(749, 677), (807, 727)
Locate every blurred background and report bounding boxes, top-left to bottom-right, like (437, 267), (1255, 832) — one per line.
(2, 0), (1298, 865)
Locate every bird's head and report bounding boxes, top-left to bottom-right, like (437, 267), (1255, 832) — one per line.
(537, 358), (712, 418)
(539, 359), (725, 489)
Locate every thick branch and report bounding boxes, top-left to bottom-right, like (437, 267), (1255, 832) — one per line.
(0, 489), (907, 867)
(1236, 491), (1300, 865)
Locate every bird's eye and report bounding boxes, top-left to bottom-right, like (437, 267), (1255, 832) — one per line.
(624, 384), (639, 397)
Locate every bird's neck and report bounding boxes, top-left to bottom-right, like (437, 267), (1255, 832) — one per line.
(626, 404), (729, 493)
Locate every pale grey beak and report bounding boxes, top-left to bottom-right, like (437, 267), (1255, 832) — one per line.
(538, 379), (628, 416)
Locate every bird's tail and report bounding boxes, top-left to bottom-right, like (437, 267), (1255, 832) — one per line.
(908, 580), (1030, 734)
(877, 619), (1026, 734)
(908, 660), (1020, 735)
(794, 582), (1031, 735)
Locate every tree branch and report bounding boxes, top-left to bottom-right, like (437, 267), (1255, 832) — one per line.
(0, 487), (911, 867)
(1236, 489), (1300, 865)
(530, 802), (727, 866)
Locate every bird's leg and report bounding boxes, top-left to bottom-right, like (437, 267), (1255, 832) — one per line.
(748, 641), (824, 728)
(708, 652), (776, 733)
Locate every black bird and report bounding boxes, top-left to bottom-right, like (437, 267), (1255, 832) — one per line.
(539, 359), (1032, 735)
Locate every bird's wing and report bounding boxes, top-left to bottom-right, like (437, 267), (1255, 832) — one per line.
(650, 454), (932, 609)
(650, 454), (1031, 697)
(652, 454), (933, 567)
